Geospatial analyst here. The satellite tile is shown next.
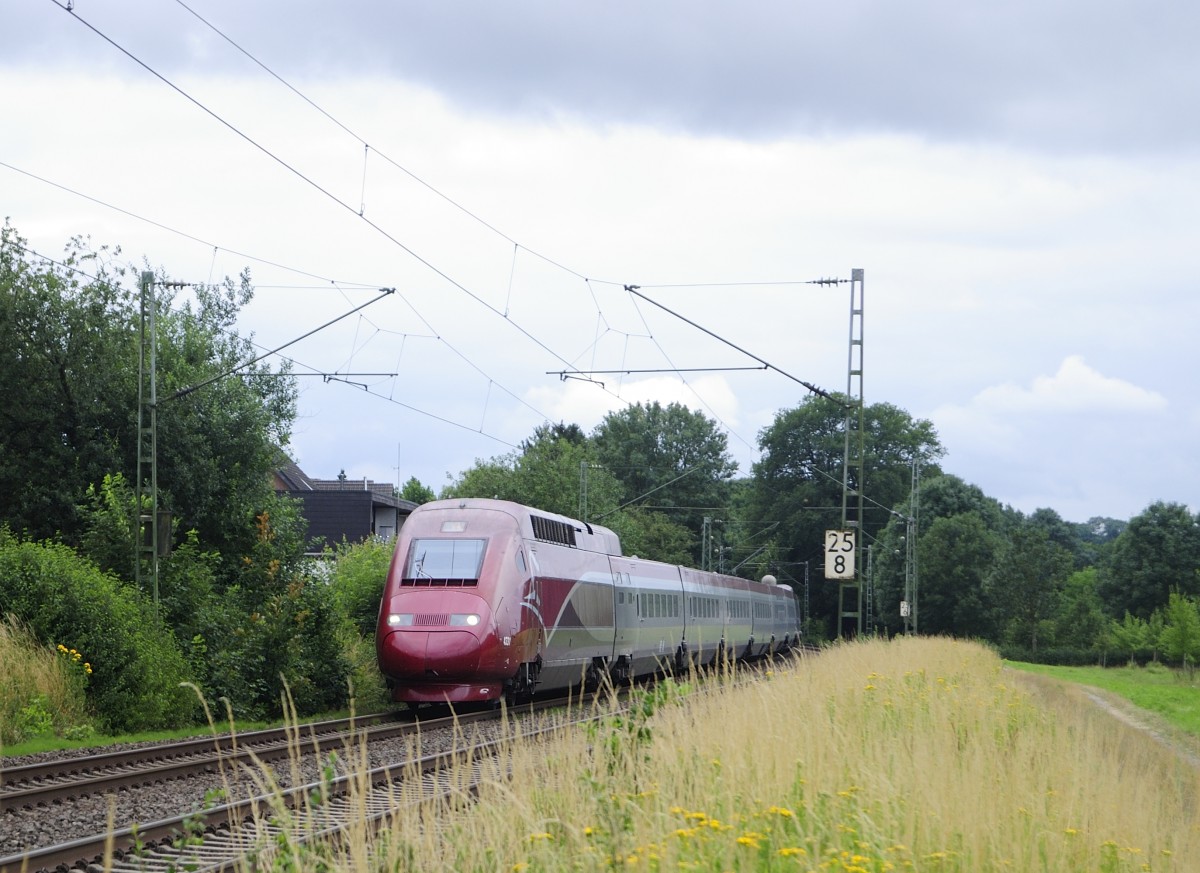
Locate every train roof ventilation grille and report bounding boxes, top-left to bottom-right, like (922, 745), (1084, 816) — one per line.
(531, 515), (578, 547)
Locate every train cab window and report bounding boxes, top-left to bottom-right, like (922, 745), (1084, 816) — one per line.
(404, 538), (486, 585)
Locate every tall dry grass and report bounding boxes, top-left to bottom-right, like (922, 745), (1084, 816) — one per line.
(0, 614), (91, 746)
(261, 637), (1200, 872)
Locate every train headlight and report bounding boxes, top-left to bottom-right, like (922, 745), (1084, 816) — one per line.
(387, 613), (414, 627)
(449, 613), (481, 627)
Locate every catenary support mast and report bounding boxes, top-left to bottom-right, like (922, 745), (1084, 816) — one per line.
(838, 269), (865, 636)
(135, 271), (160, 606)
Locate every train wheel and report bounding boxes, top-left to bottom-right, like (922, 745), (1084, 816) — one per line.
(584, 657), (607, 692)
(505, 658), (542, 707)
(611, 655), (631, 687)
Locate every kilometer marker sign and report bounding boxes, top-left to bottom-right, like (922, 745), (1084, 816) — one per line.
(824, 529), (856, 580)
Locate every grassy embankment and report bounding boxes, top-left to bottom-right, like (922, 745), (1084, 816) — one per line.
(7, 626), (1199, 870)
(0, 613), (383, 756)
(252, 636), (1200, 872)
(0, 616), (92, 748)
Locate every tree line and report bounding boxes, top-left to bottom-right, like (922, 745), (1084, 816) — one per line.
(2, 225), (1197, 737)
(444, 391), (1200, 667)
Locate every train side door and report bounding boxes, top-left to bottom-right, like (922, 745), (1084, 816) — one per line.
(611, 558), (636, 665)
(523, 545), (544, 657)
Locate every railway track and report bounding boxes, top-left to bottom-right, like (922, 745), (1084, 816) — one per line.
(0, 697), (580, 873)
(0, 712), (401, 813)
(1, 653), (813, 873)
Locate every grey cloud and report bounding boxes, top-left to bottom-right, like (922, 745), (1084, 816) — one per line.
(9, 1), (1200, 153)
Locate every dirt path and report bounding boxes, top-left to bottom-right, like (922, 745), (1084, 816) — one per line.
(1012, 669), (1200, 771)
(1079, 685), (1200, 770)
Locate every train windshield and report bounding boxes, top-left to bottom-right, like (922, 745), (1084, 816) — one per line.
(405, 538), (487, 583)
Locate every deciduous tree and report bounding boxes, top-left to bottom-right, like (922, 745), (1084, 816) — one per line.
(989, 525), (1074, 653)
(1159, 591), (1200, 672)
(591, 402), (737, 562)
(746, 395), (943, 634)
(912, 512), (1001, 638)
(0, 224), (297, 565)
(1099, 501), (1200, 620)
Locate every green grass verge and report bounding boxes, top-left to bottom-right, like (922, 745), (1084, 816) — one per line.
(1007, 660), (1200, 737)
(0, 707), (379, 759)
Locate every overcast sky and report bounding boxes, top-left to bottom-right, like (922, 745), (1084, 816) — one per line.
(4, 0), (1199, 524)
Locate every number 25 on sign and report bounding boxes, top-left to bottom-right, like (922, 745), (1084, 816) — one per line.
(824, 530), (856, 580)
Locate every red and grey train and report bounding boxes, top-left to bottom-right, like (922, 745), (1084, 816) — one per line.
(376, 498), (801, 706)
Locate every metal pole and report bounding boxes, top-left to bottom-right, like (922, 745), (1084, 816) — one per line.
(579, 460), (588, 522)
(838, 269), (865, 636)
(912, 461), (921, 635)
(136, 271), (159, 607)
(904, 513), (914, 634)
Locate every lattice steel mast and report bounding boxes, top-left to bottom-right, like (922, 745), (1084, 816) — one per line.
(838, 269), (865, 636)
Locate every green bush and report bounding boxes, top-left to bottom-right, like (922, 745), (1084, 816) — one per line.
(328, 537), (394, 637)
(191, 570), (353, 722)
(0, 529), (197, 733)
(342, 631), (391, 713)
(998, 645), (1102, 666)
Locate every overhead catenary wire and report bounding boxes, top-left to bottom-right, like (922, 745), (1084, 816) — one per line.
(0, 236), (521, 447)
(167, 0), (599, 285)
(167, 288), (395, 403)
(38, 0), (863, 483)
(48, 0), (644, 416)
(620, 291), (759, 455)
(0, 159), (379, 290)
(148, 0), (829, 457)
(0, 156), (559, 429)
(624, 285), (842, 405)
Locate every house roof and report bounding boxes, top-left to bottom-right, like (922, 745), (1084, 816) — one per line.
(273, 460), (419, 512)
(274, 459), (314, 491)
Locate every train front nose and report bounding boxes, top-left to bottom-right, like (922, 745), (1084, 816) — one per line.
(379, 593), (490, 678)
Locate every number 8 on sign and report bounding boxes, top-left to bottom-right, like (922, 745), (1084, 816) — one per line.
(824, 529), (856, 580)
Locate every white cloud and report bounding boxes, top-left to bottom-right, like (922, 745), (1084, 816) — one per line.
(927, 357), (1177, 518)
(931, 356), (1167, 457)
(965, 356), (1168, 416)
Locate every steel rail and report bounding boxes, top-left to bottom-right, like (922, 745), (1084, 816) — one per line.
(0, 712), (403, 812)
(0, 697), (581, 873)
